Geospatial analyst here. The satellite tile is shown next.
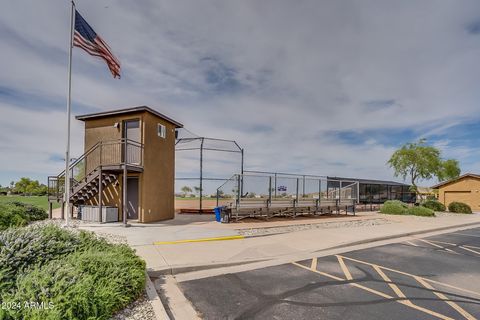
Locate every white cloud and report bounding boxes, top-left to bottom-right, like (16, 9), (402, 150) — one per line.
(1, 0), (480, 186)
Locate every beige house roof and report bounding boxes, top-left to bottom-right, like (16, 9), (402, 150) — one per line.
(431, 173), (480, 189)
(416, 186), (434, 194)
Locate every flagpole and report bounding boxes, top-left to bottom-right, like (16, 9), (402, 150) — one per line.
(64, 0), (75, 227)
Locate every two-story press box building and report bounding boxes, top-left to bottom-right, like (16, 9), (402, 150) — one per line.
(48, 106), (183, 223)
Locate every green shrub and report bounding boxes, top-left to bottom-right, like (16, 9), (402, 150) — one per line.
(0, 224), (146, 320)
(0, 224), (111, 293)
(407, 206), (435, 217)
(2, 247), (145, 320)
(0, 202), (47, 230)
(380, 200), (408, 215)
(448, 202), (472, 214)
(421, 200), (446, 212)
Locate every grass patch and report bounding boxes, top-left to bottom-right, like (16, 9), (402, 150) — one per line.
(0, 202), (48, 231)
(0, 196), (60, 211)
(0, 224), (145, 320)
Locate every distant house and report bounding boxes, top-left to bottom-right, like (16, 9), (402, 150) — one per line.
(327, 177), (416, 204)
(48, 106), (183, 223)
(416, 186), (436, 201)
(432, 173), (480, 211)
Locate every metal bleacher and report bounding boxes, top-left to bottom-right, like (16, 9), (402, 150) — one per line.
(216, 172), (359, 222)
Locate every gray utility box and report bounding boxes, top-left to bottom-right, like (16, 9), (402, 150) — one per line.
(80, 206), (118, 222)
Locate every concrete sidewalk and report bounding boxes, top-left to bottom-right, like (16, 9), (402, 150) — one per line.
(79, 212), (480, 275)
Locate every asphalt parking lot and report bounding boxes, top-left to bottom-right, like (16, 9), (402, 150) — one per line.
(179, 227), (480, 320)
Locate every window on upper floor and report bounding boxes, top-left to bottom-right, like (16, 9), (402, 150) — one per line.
(157, 123), (166, 138)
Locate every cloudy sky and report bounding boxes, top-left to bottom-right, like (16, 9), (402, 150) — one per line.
(1, 0), (480, 187)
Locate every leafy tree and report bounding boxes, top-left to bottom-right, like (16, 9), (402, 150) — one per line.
(13, 177), (48, 196)
(181, 186), (192, 197)
(15, 177), (34, 195)
(438, 159), (461, 182)
(193, 186), (202, 197)
(388, 139), (460, 194)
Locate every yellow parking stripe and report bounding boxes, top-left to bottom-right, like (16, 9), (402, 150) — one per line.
(338, 255), (480, 298)
(414, 276), (476, 320)
(291, 262), (454, 320)
(373, 265), (407, 299)
(405, 241), (419, 247)
(336, 255), (353, 280)
(153, 235), (244, 245)
(310, 258), (317, 271)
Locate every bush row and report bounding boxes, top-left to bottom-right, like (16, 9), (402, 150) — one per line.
(380, 200), (434, 217)
(0, 201), (47, 231)
(0, 224), (146, 320)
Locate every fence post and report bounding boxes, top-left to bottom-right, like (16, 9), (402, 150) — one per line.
(274, 173), (277, 199)
(199, 138), (204, 212)
(236, 174), (241, 208)
(318, 179), (322, 204)
(302, 175), (306, 198)
(268, 176), (272, 203)
(296, 178), (299, 200)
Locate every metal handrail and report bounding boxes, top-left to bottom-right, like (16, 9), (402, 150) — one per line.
(49, 139), (144, 200)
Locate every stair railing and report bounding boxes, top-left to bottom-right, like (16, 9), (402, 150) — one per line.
(48, 139), (144, 201)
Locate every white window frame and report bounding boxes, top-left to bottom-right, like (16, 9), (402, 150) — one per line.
(157, 123), (166, 138)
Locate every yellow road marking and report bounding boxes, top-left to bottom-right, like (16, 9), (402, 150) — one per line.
(405, 240), (419, 247)
(291, 262), (454, 320)
(414, 276), (476, 320)
(310, 257), (317, 271)
(336, 255), (353, 280)
(372, 265), (407, 299)
(153, 235), (244, 245)
(460, 246), (480, 255)
(292, 262), (344, 281)
(417, 239), (459, 254)
(337, 255), (480, 298)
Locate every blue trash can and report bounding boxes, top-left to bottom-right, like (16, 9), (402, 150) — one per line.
(214, 206), (222, 222)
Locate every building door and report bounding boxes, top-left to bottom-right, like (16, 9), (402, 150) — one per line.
(445, 191), (471, 208)
(124, 119), (141, 165)
(127, 177), (139, 220)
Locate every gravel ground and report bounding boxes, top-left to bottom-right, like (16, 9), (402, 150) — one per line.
(237, 217), (394, 237)
(434, 211), (477, 217)
(110, 292), (156, 320)
(32, 219), (128, 244)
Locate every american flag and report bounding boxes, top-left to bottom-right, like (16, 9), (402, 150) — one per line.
(73, 10), (121, 78)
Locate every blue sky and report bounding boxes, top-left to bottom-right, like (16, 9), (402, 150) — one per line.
(1, 0), (480, 188)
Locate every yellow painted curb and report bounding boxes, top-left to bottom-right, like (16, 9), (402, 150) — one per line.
(153, 235), (245, 245)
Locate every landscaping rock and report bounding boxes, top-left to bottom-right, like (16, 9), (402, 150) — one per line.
(237, 218), (393, 237)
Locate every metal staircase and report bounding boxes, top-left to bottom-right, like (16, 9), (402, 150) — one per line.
(48, 139), (143, 207)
